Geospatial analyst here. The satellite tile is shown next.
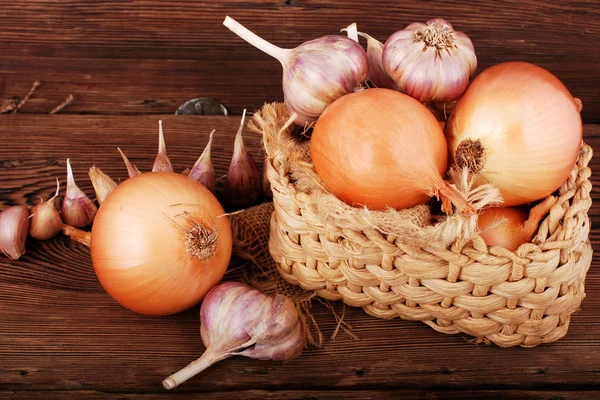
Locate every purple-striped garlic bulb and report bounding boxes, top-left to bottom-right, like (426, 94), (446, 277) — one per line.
(163, 282), (305, 390)
(383, 18), (477, 103)
(223, 16), (368, 126)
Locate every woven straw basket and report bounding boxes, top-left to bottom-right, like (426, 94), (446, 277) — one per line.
(252, 103), (594, 348)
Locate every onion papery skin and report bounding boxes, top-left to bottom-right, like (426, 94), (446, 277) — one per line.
(446, 62), (582, 206)
(478, 206), (528, 251)
(90, 172), (232, 316)
(310, 88), (448, 210)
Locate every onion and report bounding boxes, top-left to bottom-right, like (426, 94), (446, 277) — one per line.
(310, 88), (473, 214)
(478, 196), (557, 251)
(89, 172), (232, 316)
(446, 62), (582, 206)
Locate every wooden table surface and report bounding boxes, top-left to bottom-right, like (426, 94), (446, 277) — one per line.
(0, 115), (598, 399)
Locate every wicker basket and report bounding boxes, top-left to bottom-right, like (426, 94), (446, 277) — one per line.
(253, 103), (593, 348)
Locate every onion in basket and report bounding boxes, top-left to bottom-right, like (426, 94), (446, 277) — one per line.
(310, 88), (473, 214)
(446, 62), (582, 206)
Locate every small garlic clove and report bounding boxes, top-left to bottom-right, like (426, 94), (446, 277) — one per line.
(89, 165), (117, 204)
(224, 110), (262, 208)
(383, 18), (477, 103)
(152, 120), (174, 172)
(117, 147), (141, 178)
(163, 282), (304, 389)
(61, 159), (98, 228)
(29, 178), (62, 240)
(189, 129), (216, 193)
(357, 31), (399, 90)
(0, 205), (30, 260)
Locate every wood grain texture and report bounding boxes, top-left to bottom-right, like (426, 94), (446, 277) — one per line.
(0, 0), (598, 122)
(0, 116), (598, 397)
(3, 390), (600, 400)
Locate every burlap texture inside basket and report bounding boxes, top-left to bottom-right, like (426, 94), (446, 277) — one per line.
(249, 102), (594, 348)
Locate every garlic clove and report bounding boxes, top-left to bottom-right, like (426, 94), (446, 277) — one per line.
(224, 110), (262, 208)
(89, 165), (117, 204)
(152, 120), (174, 172)
(0, 205), (30, 260)
(357, 31), (399, 90)
(29, 178), (62, 240)
(189, 129), (216, 193)
(117, 147), (141, 178)
(383, 18), (477, 103)
(61, 159), (98, 228)
(163, 282), (304, 389)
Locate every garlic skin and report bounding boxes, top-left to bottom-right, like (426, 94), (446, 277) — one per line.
(29, 179), (62, 240)
(163, 282), (304, 389)
(152, 120), (174, 172)
(117, 148), (141, 178)
(357, 32), (399, 90)
(0, 205), (30, 260)
(89, 166), (117, 204)
(61, 159), (98, 228)
(224, 111), (262, 208)
(223, 16), (368, 126)
(189, 129), (216, 193)
(383, 18), (477, 103)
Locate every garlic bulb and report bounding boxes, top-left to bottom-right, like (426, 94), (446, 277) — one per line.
(117, 148), (141, 178)
(89, 166), (117, 204)
(163, 281), (304, 389)
(29, 179), (62, 240)
(152, 120), (174, 172)
(0, 205), (30, 260)
(223, 16), (368, 126)
(383, 18), (477, 103)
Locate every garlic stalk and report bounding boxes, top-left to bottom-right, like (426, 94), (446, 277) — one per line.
(224, 110), (262, 208)
(61, 159), (98, 228)
(89, 166), (117, 204)
(163, 282), (304, 390)
(189, 129), (216, 193)
(29, 178), (62, 240)
(0, 205), (30, 260)
(117, 148), (141, 178)
(383, 18), (477, 103)
(223, 16), (368, 126)
(152, 120), (174, 172)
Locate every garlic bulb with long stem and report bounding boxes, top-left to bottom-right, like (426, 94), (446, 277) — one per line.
(224, 110), (262, 208)
(223, 16), (368, 126)
(189, 129), (216, 193)
(0, 205), (30, 260)
(152, 120), (174, 172)
(29, 178), (62, 240)
(163, 282), (304, 390)
(61, 159), (98, 228)
(383, 18), (476, 103)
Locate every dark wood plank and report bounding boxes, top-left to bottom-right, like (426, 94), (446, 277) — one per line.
(3, 390), (600, 400)
(0, 0), (598, 122)
(0, 116), (598, 394)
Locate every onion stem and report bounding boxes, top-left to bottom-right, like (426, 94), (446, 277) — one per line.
(521, 196), (557, 238)
(162, 348), (227, 390)
(61, 223), (91, 247)
(437, 181), (475, 216)
(223, 16), (288, 63)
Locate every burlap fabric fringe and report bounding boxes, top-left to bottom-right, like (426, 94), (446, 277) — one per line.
(230, 202), (357, 348)
(245, 102), (593, 348)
